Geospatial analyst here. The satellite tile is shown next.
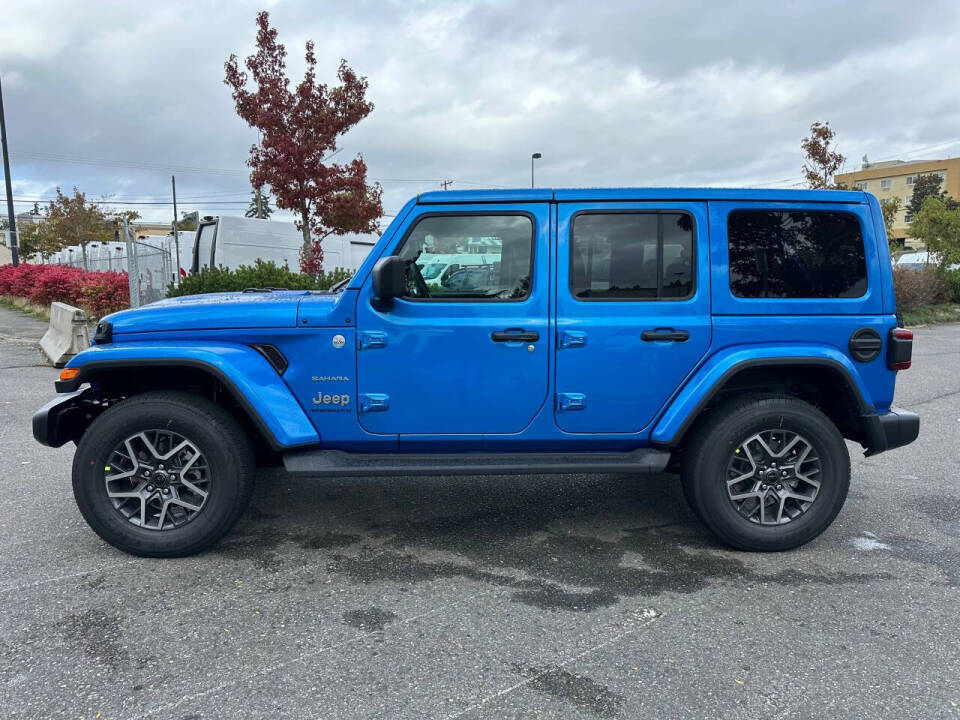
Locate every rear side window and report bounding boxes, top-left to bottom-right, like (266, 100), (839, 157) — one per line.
(727, 210), (867, 299)
(571, 213), (694, 300)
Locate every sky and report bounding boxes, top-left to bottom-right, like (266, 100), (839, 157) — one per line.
(2, 0), (960, 225)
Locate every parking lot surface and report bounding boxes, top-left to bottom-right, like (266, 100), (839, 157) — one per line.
(1, 306), (958, 719)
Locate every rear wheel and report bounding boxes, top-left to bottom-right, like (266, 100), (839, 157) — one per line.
(72, 391), (254, 557)
(681, 395), (850, 551)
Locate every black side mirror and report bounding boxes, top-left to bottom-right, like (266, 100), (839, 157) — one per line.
(371, 256), (406, 300)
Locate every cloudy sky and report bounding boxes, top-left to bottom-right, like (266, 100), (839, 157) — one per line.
(2, 0), (960, 224)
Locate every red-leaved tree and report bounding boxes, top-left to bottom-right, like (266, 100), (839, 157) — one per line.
(225, 12), (383, 275)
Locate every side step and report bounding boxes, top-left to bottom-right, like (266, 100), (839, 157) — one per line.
(282, 448), (671, 477)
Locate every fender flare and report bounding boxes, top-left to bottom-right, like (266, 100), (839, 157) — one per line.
(650, 344), (874, 447)
(55, 343), (319, 449)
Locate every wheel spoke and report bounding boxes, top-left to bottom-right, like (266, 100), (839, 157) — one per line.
(156, 500), (169, 530)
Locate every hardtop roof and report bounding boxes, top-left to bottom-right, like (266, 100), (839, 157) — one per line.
(417, 187), (868, 204)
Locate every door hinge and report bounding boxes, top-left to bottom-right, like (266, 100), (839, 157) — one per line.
(359, 393), (390, 413)
(557, 330), (587, 349)
(556, 392), (587, 412)
(358, 331), (387, 351)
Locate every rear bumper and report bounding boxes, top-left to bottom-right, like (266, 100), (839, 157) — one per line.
(863, 407), (920, 456)
(32, 387), (96, 448)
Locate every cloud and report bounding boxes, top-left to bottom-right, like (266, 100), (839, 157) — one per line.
(2, 0), (959, 223)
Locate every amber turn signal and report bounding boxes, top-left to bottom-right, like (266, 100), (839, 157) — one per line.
(59, 367), (81, 382)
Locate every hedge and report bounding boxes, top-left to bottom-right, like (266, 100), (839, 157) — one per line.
(166, 260), (352, 297)
(0, 263), (129, 317)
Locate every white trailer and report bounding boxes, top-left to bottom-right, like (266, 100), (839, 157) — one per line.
(189, 215), (376, 274)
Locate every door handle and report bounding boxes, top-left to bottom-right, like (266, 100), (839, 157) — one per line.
(641, 328), (690, 342)
(491, 329), (540, 343)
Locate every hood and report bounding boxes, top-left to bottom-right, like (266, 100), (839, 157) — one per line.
(104, 290), (313, 334)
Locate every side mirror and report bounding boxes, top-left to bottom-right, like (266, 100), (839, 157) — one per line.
(371, 256), (406, 300)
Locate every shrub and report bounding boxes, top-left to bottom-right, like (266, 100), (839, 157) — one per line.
(944, 268), (960, 303)
(167, 259), (352, 297)
(28, 265), (84, 307)
(892, 265), (952, 312)
(0, 263), (129, 318)
(80, 271), (130, 316)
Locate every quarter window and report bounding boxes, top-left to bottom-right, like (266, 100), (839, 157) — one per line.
(570, 213), (695, 300)
(397, 214), (533, 301)
(728, 210), (867, 299)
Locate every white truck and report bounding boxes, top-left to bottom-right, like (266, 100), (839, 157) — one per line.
(189, 216), (376, 274)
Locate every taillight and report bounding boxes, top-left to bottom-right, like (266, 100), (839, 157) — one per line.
(887, 328), (913, 370)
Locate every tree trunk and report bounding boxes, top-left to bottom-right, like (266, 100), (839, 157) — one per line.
(300, 204), (311, 259)
(81, 242), (87, 271)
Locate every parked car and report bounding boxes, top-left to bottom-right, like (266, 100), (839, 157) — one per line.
(894, 250), (960, 271)
(33, 188), (918, 557)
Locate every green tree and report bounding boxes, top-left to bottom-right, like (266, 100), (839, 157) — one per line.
(178, 211), (198, 231)
(245, 186), (273, 219)
(906, 173), (947, 219)
(801, 121), (845, 189)
(880, 197), (903, 251)
(47, 188), (113, 270)
(17, 219), (62, 260)
(908, 197), (960, 267)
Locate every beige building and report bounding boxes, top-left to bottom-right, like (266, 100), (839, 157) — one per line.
(836, 157), (960, 248)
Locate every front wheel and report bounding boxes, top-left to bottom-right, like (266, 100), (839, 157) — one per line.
(681, 395), (850, 552)
(72, 391), (254, 557)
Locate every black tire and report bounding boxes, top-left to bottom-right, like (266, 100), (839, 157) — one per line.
(680, 395), (850, 552)
(72, 391), (254, 557)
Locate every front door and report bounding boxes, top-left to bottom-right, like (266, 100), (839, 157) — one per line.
(355, 204), (551, 435)
(555, 202), (712, 433)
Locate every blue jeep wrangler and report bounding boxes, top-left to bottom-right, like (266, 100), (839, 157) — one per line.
(33, 188), (918, 556)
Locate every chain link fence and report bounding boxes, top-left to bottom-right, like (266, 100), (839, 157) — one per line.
(42, 226), (177, 309)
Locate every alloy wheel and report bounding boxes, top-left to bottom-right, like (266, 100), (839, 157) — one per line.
(103, 430), (211, 531)
(725, 429), (821, 525)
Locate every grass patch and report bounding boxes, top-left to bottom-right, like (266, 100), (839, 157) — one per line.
(0, 295), (51, 322)
(902, 303), (960, 327)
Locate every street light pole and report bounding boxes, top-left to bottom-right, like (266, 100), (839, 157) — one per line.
(0, 73), (18, 266)
(530, 153), (542, 188)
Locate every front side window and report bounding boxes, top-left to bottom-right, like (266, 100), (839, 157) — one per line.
(570, 213), (694, 300)
(396, 214), (533, 300)
(728, 210), (867, 299)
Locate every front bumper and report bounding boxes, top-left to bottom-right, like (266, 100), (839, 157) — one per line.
(863, 407), (920, 456)
(32, 387), (97, 448)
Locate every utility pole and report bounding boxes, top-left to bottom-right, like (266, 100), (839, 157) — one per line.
(440, 179), (453, 191)
(255, 186), (263, 218)
(171, 175), (182, 279)
(0, 73), (18, 266)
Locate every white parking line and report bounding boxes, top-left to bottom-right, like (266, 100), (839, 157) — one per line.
(443, 607), (662, 720)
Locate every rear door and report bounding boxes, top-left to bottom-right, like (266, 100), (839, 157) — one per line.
(554, 202), (711, 433)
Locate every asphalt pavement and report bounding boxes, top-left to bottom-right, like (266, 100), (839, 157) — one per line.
(1, 305), (958, 719)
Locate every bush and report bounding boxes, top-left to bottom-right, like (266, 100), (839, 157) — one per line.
(167, 259), (352, 297)
(0, 263), (130, 318)
(80, 271), (130, 316)
(892, 265), (952, 312)
(944, 268), (960, 303)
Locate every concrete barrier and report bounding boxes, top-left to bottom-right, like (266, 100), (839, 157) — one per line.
(40, 302), (91, 368)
